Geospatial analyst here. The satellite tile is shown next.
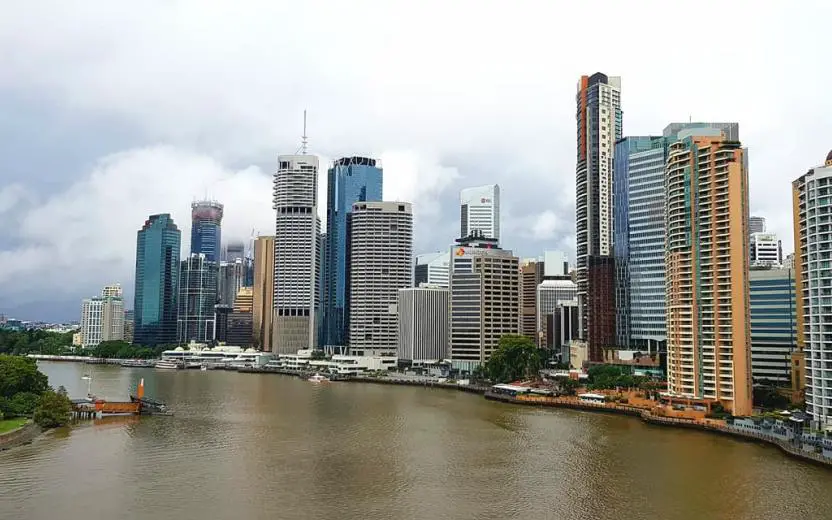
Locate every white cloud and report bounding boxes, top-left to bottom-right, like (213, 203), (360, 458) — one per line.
(1, 0), (831, 317)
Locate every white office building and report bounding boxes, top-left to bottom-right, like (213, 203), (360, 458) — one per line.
(273, 154), (321, 354)
(398, 285), (449, 363)
(750, 232), (783, 267)
(414, 252), (450, 287)
(460, 184), (500, 244)
(80, 285), (125, 347)
(349, 201), (413, 357)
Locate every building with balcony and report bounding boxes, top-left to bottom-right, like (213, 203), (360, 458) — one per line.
(665, 128), (752, 416)
(792, 150), (832, 425)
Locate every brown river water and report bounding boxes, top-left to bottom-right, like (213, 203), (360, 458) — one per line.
(1, 361), (831, 520)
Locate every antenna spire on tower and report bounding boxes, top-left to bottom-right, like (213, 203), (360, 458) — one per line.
(301, 109), (308, 155)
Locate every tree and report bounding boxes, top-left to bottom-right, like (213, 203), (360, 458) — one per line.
(0, 355), (48, 399)
(33, 387), (73, 429)
(753, 383), (790, 411)
(483, 335), (545, 383)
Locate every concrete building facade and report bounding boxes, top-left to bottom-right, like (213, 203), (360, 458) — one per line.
(449, 233), (520, 372)
(414, 252), (450, 288)
(348, 201), (413, 357)
(80, 284), (125, 347)
(397, 285), (449, 363)
(272, 154), (321, 354)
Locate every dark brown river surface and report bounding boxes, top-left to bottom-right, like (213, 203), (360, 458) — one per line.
(2, 361), (831, 520)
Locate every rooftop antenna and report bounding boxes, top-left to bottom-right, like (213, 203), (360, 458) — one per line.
(300, 109), (308, 154)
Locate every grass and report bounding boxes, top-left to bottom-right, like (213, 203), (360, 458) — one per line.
(0, 417), (29, 434)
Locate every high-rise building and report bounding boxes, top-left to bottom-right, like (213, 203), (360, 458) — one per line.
(80, 285), (125, 347)
(575, 72), (621, 362)
(397, 285), (449, 363)
(665, 129), (752, 416)
(542, 251), (569, 279)
(233, 286), (253, 313)
(133, 213), (181, 347)
(227, 287), (254, 347)
(190, 200), (223, 262)
(449, 233), (520, 372)
(783, 252), (795, 269)
(521, 259), (545, 343)
(613, 135), (667, 353)
(323, 156), (383, 349)
(217, 261), (244, 307)
(537, 279), (578, 350)
(348, 201), (413, 357)
(414, 252), (450, 287)
(792, 150), (832, 425)
(123, 310), (134, 343)
(460, 184), (500, 244)
(273, 154), (321, 354)
(749, 267), (797, 384)
(252, 235), (275, 351)
(177, 253), (219, 344)
(225, 241), (245, 263)
(750, 232), (783, 267)
(749, 215), (767, 235)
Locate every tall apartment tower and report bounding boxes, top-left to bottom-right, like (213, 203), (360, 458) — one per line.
(397, 285), (449, 363)
(665, 129), (752, 416)
(575, 72), (621, 362)
(177, 253), (219, 344)
(460, 184), (500, 244)
(80, 284), (125, 347)
(449, 233), (520, 372)
(273, 154), (321, 354)
(348, 201), (413, 357)
(323, 156), (383, 349)
(792, 150), (832, 425)
(252, 235), (275, 351)
(190, 200), (223, 262)
(133, 213), (181, 347)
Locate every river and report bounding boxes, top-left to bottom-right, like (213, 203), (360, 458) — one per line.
(1, 361), (831, 520)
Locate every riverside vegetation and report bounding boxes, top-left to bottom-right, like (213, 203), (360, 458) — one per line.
(0, 355), (72, 430)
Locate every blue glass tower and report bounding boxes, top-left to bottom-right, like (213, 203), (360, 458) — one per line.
(322, 157), (383, 348)
(613, 136), (667, 353)
(133, 213), (181, 346)
(190, 200), (223, 262)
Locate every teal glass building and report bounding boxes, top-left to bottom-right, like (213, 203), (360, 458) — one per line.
(133, 213), (181, 346)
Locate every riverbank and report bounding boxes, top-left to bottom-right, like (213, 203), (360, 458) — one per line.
(485, 391), (832, 468)
(0, 420), (41, 451)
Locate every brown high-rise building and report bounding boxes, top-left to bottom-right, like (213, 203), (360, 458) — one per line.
(252, 236), (275, 351)
(665, 129), (752, 416)
(520, 260), (544, 344)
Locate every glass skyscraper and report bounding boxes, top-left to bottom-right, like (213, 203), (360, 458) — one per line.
(133, 213), (181, 347)
(190, 200), (223, 262)
(322, 156), (383, 348)
(613, 135), (667, 353)
(178, 253), (219, 344)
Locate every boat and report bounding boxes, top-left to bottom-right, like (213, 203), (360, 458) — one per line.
(200, 364), (208, 371)
(308, 372), (331, 384)
(120, 359), (154, 368)
(155, 360), (182, 370)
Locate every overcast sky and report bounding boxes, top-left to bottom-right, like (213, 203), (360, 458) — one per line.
(1, 1), (830, 322)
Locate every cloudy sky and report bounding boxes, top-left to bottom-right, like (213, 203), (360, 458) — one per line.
(1, 1), (830, 322)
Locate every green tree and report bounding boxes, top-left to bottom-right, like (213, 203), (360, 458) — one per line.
(33, 387), (73, 429)
(483, 335), (544, 383)
(0, 355), (48, 399)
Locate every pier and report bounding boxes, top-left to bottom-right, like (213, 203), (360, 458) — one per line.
(70, 378), (171, 419)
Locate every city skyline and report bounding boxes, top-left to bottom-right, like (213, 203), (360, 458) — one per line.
(2, 3), (831, 321)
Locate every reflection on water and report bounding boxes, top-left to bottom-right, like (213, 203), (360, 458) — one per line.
(1, 361), (831, 520)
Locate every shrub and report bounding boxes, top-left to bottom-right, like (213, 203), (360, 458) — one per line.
(33, 388), (73, 429)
